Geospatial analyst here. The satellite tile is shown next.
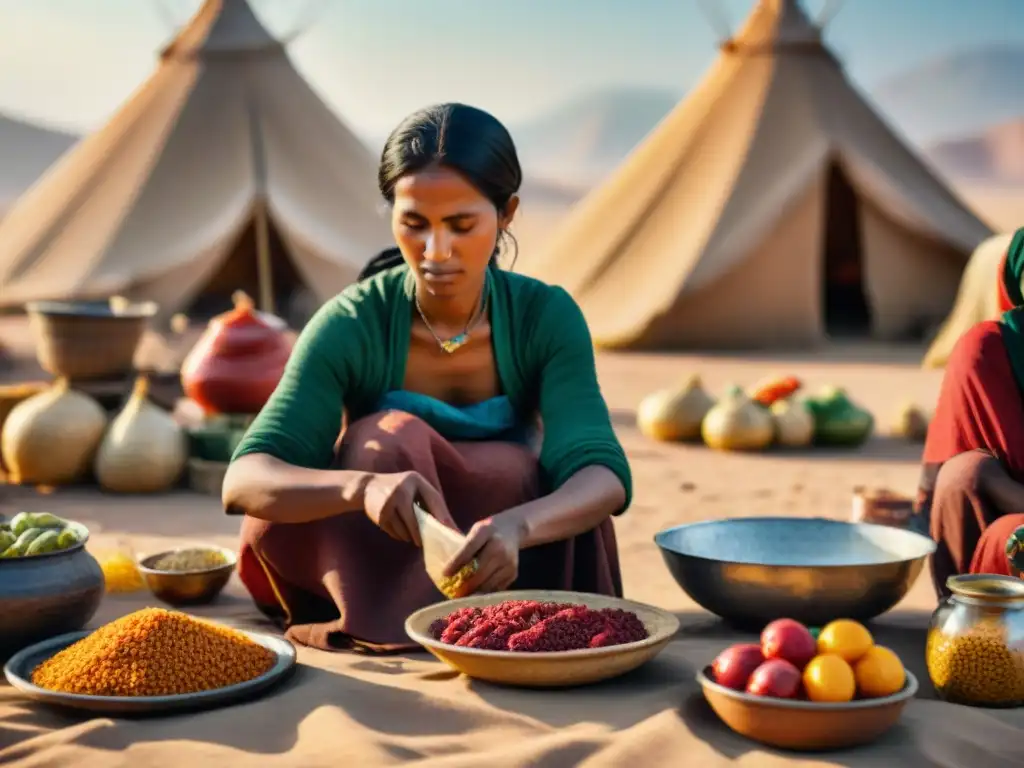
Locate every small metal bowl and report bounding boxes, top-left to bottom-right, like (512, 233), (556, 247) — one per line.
(137, 545), (237, 606)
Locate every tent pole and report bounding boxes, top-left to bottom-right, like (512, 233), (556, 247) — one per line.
(246, 94), (274, 315)
(254, 198), (275, 314)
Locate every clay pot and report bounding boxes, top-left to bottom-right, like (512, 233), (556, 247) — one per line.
(0, 524), (104, 659)
(180, 292), (293, 416)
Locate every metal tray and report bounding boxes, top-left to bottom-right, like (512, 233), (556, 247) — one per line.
(3, 628), (296, 715)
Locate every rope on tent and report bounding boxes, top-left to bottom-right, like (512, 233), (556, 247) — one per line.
(815, 0), (848, 29)
(147, 0), (332, 44)
(150, 0), (187, 33)
(694, 0), (734, 45)
(279, 0), (332, 44)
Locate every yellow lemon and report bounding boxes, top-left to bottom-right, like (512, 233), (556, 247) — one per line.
(802, 654), (856, 703)
(854, 646), (906, 698)
(817, 619), (873, 663)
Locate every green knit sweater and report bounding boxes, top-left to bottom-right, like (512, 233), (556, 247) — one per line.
(232, 265), (632, 510)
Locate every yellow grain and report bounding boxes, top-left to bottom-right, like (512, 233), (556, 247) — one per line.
(926, 619), (1024, 705)
(439, 560), (478, 599)
(98, 552), (145, 593)
(31, 608), (276, 696)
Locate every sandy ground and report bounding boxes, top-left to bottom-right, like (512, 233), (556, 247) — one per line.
(13, 316), (1024, 767)
(0, 336), (941, 617)
(0, 340), (961, 767)
(0, 202), (998, 766)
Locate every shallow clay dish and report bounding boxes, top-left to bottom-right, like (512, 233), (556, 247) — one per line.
(4, 628), (296, 715)
(405, 589), (679, 688)
(697, 665), (918, 751)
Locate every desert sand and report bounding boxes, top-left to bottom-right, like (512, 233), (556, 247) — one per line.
(0, 176), (1018, 764)
(4, 340), (1023, 767)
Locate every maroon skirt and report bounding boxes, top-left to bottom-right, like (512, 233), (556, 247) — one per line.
(926, 450), (1024, 596)
(236, 410), (622, 652)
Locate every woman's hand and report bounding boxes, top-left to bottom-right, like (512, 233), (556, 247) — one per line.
(363, 471), (454, 545)
(976, 452), (1024, 514)
(444, 512), (526, 594)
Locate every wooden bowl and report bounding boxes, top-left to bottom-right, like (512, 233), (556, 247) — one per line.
(697, 665), (918, 751)
(404, 590), (679, 688)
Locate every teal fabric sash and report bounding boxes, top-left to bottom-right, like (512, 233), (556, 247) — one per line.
(376, 390), (530, 444)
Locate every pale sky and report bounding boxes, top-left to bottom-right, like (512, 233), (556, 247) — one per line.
(0, 0), (1022, 140)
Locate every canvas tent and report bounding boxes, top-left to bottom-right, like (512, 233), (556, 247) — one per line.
(922, 231), (1015, 368)
(0, 113), (77, 219)
(527, 0), (992, 349)
(0, 0), (390, 325)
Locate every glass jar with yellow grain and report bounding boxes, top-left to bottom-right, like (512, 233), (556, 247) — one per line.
(926, 574), (1024, 707)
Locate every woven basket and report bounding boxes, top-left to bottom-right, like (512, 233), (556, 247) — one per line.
(27, 300), (157, 381)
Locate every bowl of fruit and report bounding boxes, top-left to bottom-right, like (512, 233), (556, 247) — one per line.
(698, 617), (918, 751)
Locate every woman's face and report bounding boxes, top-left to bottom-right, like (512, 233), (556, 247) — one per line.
(392, 165), (517, 301)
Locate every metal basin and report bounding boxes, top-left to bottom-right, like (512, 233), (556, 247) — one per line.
(655, 517), (936, 628)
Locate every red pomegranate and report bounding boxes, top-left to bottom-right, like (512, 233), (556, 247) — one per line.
(760, 618), (817, 670)
(180, 292), (293, 415)
(746, 659), (802, 699)
(711, 643), (766, 691)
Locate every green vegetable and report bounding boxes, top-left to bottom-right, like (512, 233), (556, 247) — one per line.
(6, 527), (46, 556)
(0, 521), (11, 533)
(1006, 525), (1024, 574)
(25, 530), (60, 556)
(809, 627), (821, 640)
(0, 530), (15, 553)
(56, 527), (83, 549)
(10, 511), (64, 536)
(803, 387), (874, 447)
(9, 512), (31, 536)
(30, 512), (65, 529)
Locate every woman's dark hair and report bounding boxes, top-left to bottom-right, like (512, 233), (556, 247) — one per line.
(359, 103), (522, 281)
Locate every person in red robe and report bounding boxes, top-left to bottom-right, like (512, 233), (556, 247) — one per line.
(920, 228), (1024, 597)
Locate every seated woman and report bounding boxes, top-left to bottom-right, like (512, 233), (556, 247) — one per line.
(921, 227), (1024, 597)
(222, 104), (631, 652)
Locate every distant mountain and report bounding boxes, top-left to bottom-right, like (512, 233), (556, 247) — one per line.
(511, 87), (679, 186)
(0, 113), (78, 213)
(872, 44), (1024, 145)
(505, 45), (1024, 189)
(925, 117), (1024, 185)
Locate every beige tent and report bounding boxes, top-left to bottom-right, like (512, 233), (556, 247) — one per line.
(527, 0), (992, 349)
(0, 114), (78, 219)
(922, 231), (1015, 368)
(0, 0), (390, 324)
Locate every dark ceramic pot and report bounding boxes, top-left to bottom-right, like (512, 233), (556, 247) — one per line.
(0, 523), (105, 659)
